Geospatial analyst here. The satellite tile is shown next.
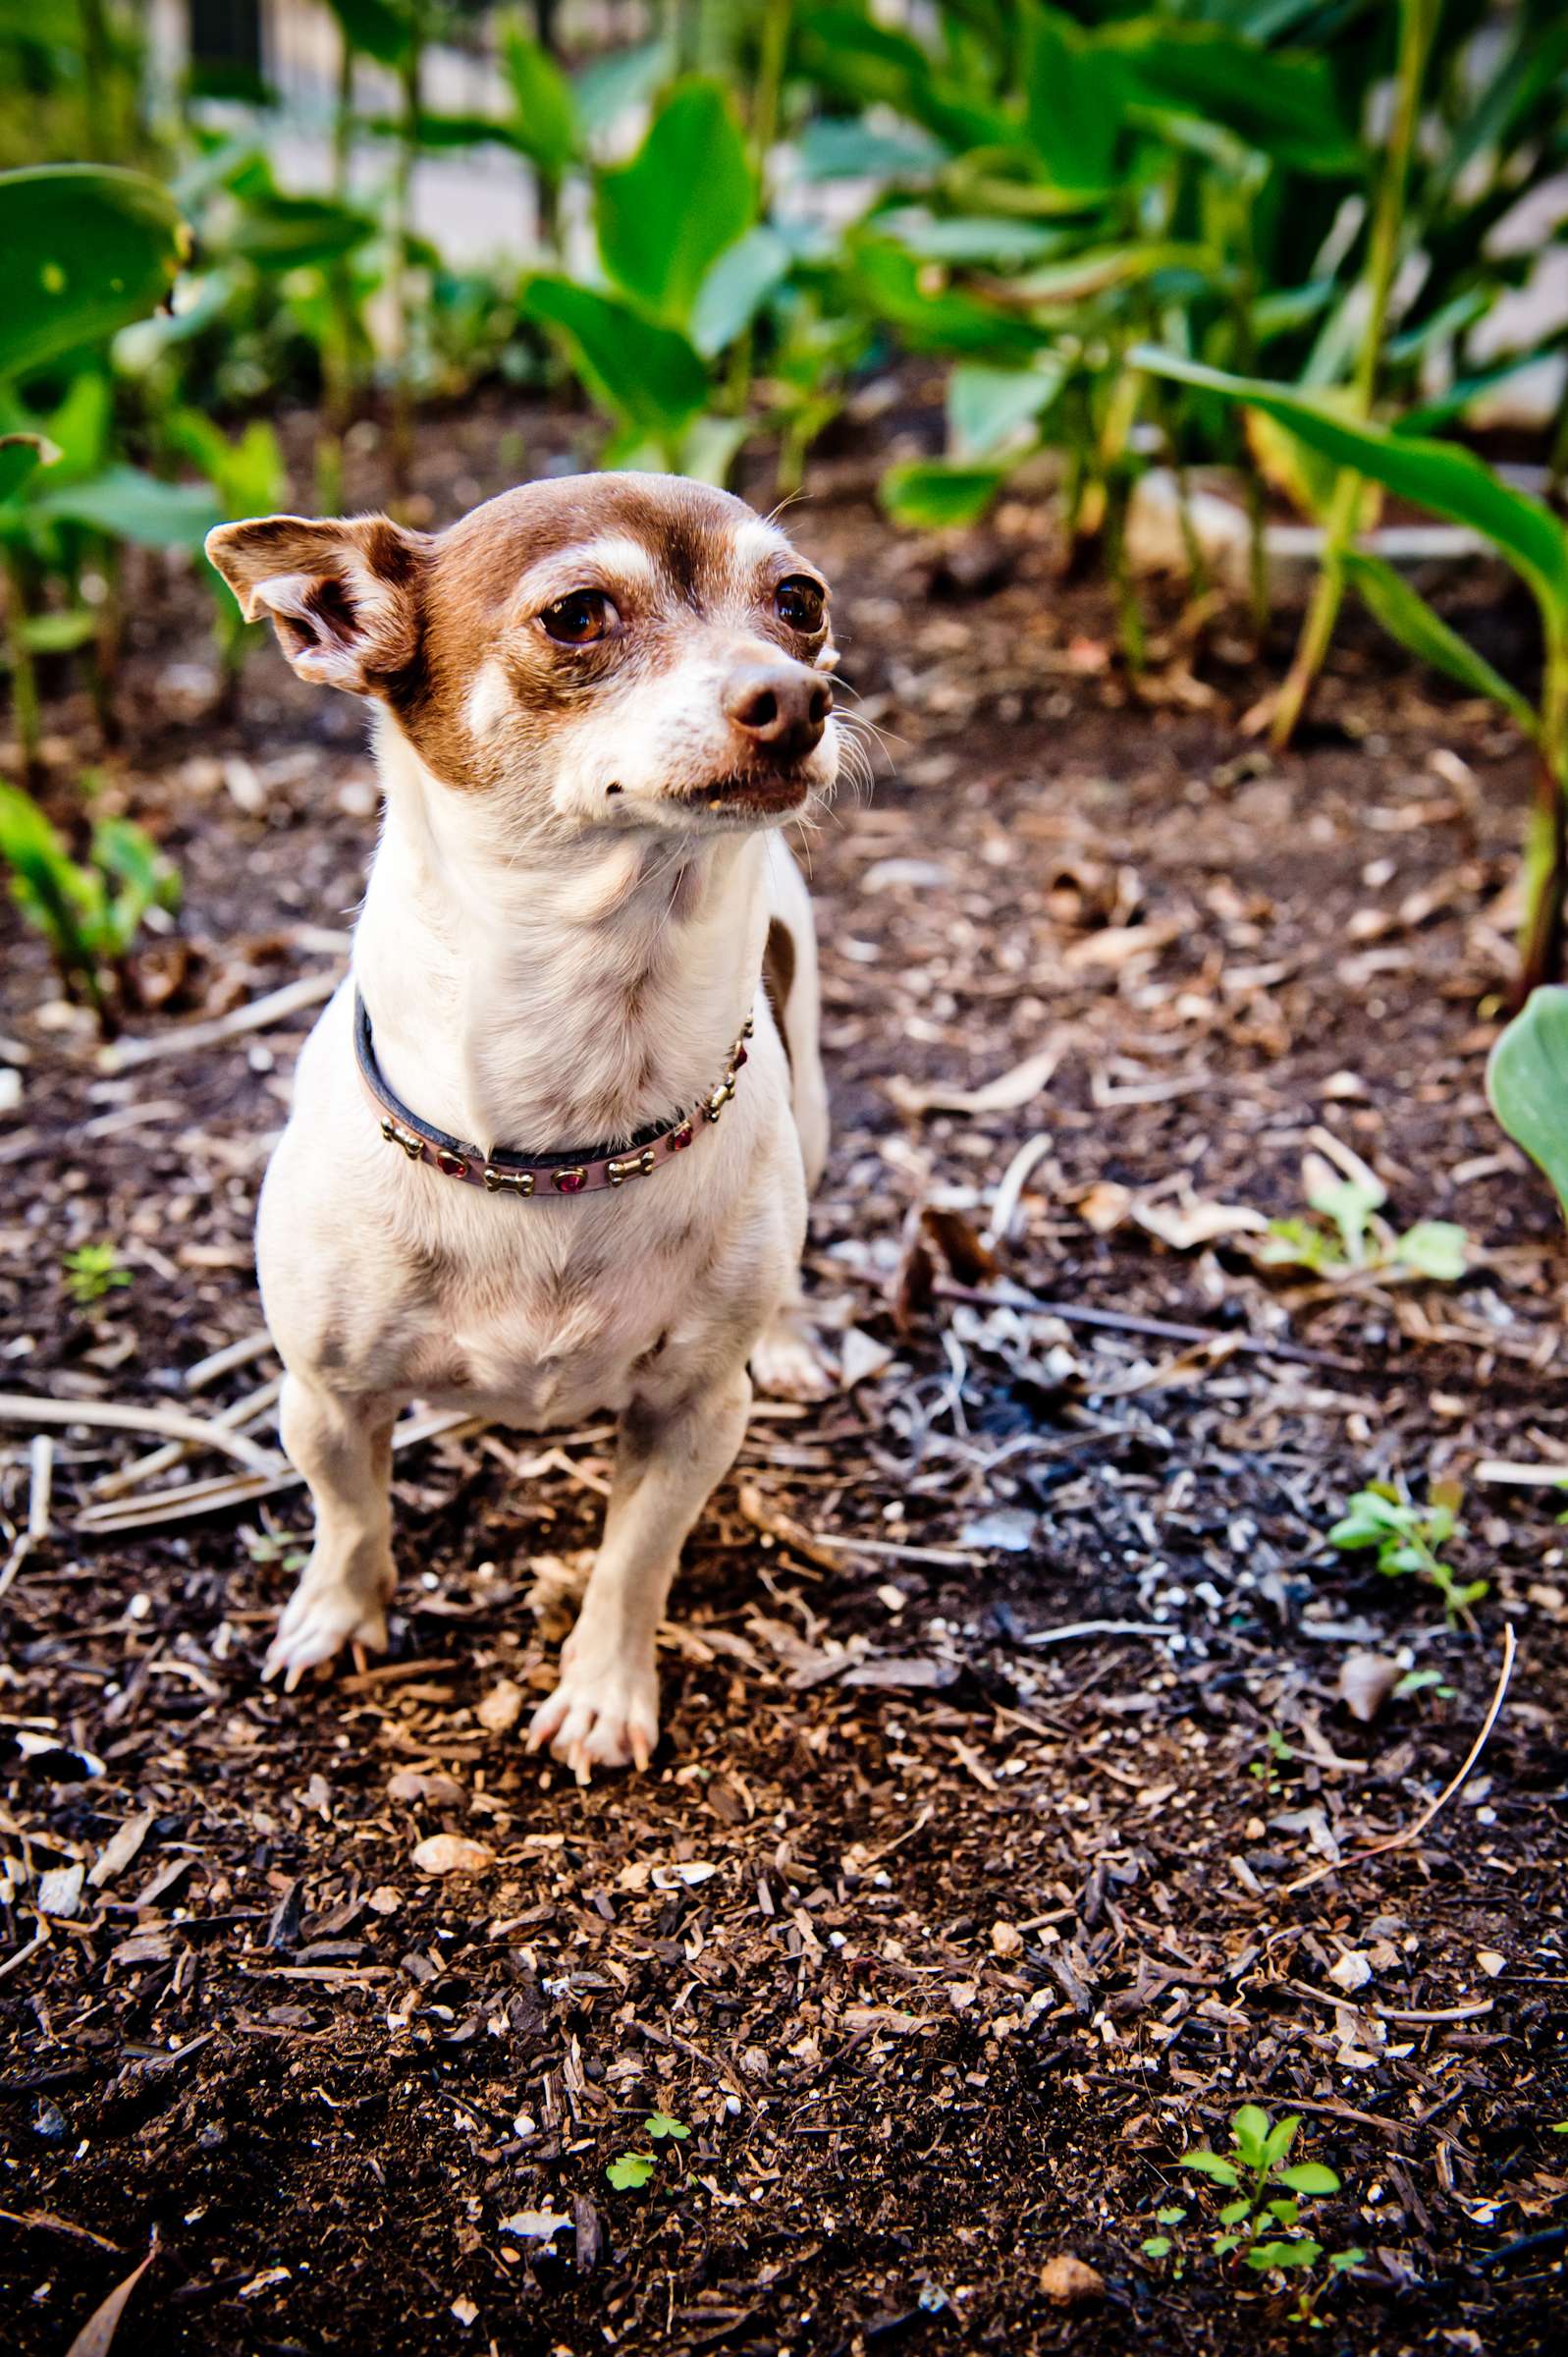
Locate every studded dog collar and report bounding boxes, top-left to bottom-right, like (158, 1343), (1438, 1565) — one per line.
(354, 991), (752, 1196)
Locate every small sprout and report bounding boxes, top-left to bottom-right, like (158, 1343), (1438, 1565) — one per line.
(605, 2152), (655, 2191)
(1257, 1157), (1468, 1286)
(645, 2110), (689, 2141)
(1249, 1726), (1295, 1794)
(1329, 1480), (1487, 1622)
(1150, 2106), (1360, 2323)
(62, 1243), (132, 1309)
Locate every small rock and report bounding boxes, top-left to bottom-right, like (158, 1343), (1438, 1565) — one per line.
(990, 1920), (1023, 1958)
(451, 2296), (479, 2328)
(412, 1835), (496, 1878)
(366, 1885), (403, 1914)
(1040, 2254), (1105, 2305)
(1328, 1949), (1374, 1994)
(475, 1677), (526, 1735)
(1476, 1949), (1506, 1978)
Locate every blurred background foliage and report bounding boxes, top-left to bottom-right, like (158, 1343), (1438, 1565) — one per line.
(3, 1), (1568, 1040)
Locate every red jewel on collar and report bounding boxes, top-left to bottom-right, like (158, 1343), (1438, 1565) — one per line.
(669, 1122), (694, 1150)
(553, 1168), (587, 1193)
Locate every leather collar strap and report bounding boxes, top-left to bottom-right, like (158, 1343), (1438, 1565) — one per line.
(354, 992), (751, 1196)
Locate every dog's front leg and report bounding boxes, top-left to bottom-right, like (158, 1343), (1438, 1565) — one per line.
(262, 1375), (398, 1689)
(527, 1364), (752, 1780)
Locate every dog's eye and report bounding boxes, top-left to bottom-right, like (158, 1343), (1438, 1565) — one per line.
(775, 576), (826, 633)
(540, 589), (618, 645)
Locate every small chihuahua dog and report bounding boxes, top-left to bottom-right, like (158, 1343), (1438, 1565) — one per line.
(206, 474), (840, 1778)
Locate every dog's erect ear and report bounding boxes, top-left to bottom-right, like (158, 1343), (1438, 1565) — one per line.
(204, 514), (429, 696)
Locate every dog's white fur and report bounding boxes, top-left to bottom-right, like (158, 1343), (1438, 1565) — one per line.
(206, 475), (837, 1776)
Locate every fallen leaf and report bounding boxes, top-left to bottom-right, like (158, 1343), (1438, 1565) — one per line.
(1135, 1197), (1269, 1251)
(1074, 1179), (1133, 1235)
(238, 2267), (291, 2300)
(649, 1861), (717, 1889)
(451, 2297), (479, 2328)
(64, 2241), (158, 2357)
(1040, 2254), (1105, 2305)
(498, 2209), (570, 2242)
(1338, 1652), (1401, 1725)
(1328, 1949), (1374, 1995)
(411, 1835), (496, 1877)
(475, 1678), (525, 1735)
(838, 1327), (894, 1389)
(1476, 1949), (1506, 1978)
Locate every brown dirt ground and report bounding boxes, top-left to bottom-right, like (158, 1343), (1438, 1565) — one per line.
(2, 395), (1566, 2355)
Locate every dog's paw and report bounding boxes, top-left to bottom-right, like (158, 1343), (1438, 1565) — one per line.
(262, 1576), (390, 1692)
(525, 1650), (659, 1782)
(750, 1316), (834, 1402)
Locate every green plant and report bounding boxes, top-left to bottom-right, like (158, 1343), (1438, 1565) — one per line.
(1249, 1727), (1294, 1798)
(606, 2110), (690, 2190)
(1131, 349), (1568, 1006)
(1328, 1480), (1487, 1624)
(0, 778), (179, 1033)
(1256, 1150), (1468, 1283)
(1487, 986), (1568, 1220)
(61, 1241), (131, 1308)
(1150, 2105), (1363, 2326)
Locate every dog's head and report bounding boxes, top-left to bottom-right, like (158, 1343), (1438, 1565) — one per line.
(206, 474), (838, 835)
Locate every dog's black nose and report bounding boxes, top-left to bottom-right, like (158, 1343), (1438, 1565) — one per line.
(724, 659), (831, 762)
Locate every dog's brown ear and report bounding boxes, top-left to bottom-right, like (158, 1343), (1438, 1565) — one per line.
(204, 514), (429, 696)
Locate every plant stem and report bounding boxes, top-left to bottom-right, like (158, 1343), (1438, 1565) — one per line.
(1271, 0), (1435, 749)
(1518, 626), (1568, 1000)
(389, 0), (426, 499)
(318, 28), (356, 514)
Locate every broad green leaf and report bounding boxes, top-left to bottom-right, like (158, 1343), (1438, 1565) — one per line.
(1341, 552), (1537, 739)
(572, 39), (669, 142)
(224, 191), (379, 269)
(794, 9), (1011, 153)
(520, 277), (706, 433)
(1487, 986), (1568, 1219)
(1014, 244), (1215, 306)
(1130, 349), (1568, 619)
(1217, 2198), (1252, 2225)
(1393, 1220), (1469, 1282)
(849, 238), (1043, 361)
(1329, 2247), (1367, 2272)
(645, 2111), (689, 2141)
(0, 167), (188, 384)
(1230, 2106), (1271, 2169)
(795, 118), (944, 184)
(947, 361), (1063, 460)
(1141, 2235), (1172, 2258)
(881, 461), (1009, 530)
(605, 2152), (655, 2191)
(324, 0), (409, 68)
(1020, 4), (1125, 192)
(1245, 407), (1379, 528)
(1104, 23), (1359, 174)
(21, 609), (97, 654)
(33, 466), (223, 550)
(596, 82), (754, 327)
(1179, 2149), (1240, 2185)
(1276, 2162), (1340, 2195)
(1261, 2116), (1300, 2167)
(878, 212), (1065, 269)
(406, 112), (519, 151)
(691, 227), (791, 359)
(1246, 2237), (1323, 2271)
(503, 22), (579, 172)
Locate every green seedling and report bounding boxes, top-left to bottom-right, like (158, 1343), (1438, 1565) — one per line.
(61, 1242), (132, 1309)
(1148, 2105), (1364, 2325)
(1249, 1727), (1295, 1797)
(1257, 1155), (1467, 1283)
(606, 2110), (689, 2191)
(1328, 1480), (1487, 1623)
(0, 780), (180, 1034)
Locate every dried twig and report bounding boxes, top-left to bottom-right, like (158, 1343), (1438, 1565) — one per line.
(933, 1279), (1357, 1372)
(98, 969), (340, 1071)
(0, 1393), (280, 1474)
(1286, 1622), (1517, 1895)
